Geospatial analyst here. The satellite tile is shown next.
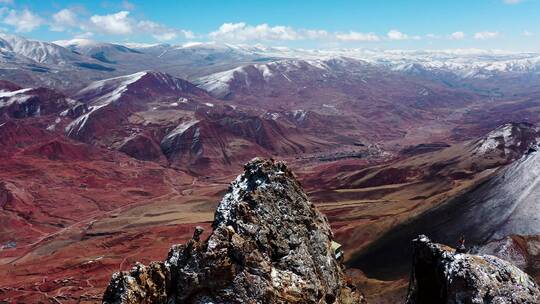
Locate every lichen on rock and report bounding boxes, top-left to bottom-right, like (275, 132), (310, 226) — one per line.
(102, 158), (364, 303)
(405, 235), (540, 304)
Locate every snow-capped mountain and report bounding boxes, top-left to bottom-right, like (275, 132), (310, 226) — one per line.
(66, 71), (210, 139)
(53, 38), (143, 64)
(0, 33), (88, 65)
(2, 34), (540, 93)
(232, 47), (540, 78)
(74, 70), (207, 106)
(195, 57), (368, 98)
(0, 34), (120, 92)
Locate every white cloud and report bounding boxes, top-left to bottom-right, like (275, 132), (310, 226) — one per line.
(210, 22), (300, 42)
(90, 11), (133, 35)
(474, 31), (499, 40)
(74, 31), (94, 39)
(210, 22), (385, 43)
(2, 9), (43, 32)
(426, 32), (465, 40)
(450, 31), (465, 40)
(137, 19), (193, 41)
(522, 30), (534, 36)
(387, 30), (420, 41)
(0, 6), (191, 42)
(51, 8), (78, 31)
(387, 30), (406, 40)
(50, 10), (192, 41)
(182, 30), (195, 40)
(336, 31), (380, 42)
(152, 32), (177, 41)
(304, 29), (329, 39)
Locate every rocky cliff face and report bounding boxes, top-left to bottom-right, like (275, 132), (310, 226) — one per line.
(102, 158), (364, 304)
(406, 235), (540, 304)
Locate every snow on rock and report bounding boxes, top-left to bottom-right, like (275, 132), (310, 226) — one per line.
(76, 71), (147, 106)
(161, 119), (200, 143)
(195, 66), (245, 98)
(475, 124), (516, 154)
(0, 88), (32, 99)
(0, 86), (74, 119)
(471, 122), (540, 159)
(102, 158), (365, 304)
(159, 119), (201, 158)
(65, 104), (106, 137)
(263, 112), (280, 120)
(290, 109), (308, 122)
(406, 235), (540, 304)
(0, 89), (33, 109)
(0, 33), (84, 64)
(194, 58), (338, 98)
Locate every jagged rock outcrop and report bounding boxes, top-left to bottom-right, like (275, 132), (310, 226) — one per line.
(102, 158), (365, 304)
(471, 122), (540, 163)
(406, 235), (540, 304)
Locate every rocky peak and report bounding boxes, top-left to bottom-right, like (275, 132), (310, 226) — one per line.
(102, 158), (364, 303)
(472, 122), (540, 161)
(406, 235), (540, 304)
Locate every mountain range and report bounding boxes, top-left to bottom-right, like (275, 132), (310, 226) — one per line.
(1, 34), (540, 303)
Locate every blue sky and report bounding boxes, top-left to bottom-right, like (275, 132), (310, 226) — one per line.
(1, 0), (539, 50)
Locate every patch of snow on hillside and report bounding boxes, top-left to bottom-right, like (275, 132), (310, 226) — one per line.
(264, 112), (280, 120)
(196, 67), (246, 97)
(256, 64), (274, 80)
(65, 104), (107, 136)
(78, 71), (147, 106)
(475, 124), (515, 154)
(292, 110), (307, 122)
(0, 91), (33, 108)
(163, 119), (200, 141)
(0, 88), (32, 98)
